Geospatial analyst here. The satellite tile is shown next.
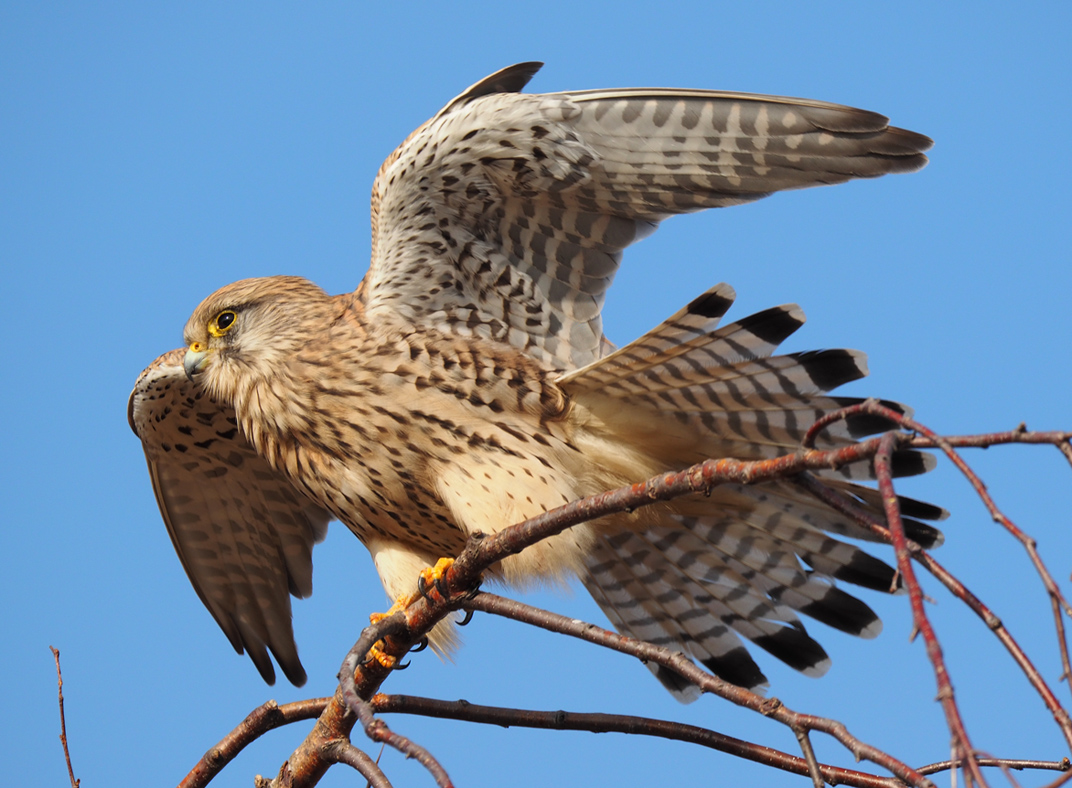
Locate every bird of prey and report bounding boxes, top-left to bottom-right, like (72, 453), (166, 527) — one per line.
(129, 62), (943, 698)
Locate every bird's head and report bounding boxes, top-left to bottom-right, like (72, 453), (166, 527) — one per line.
(183, 275), (334, 403)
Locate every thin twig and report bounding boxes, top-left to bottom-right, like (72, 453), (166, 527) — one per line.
(49, 647), (79, 788)
(906, 419), (1072, 708)
(803, 401), (1072, 747)
(1057, 440), (1072, 471)
(794, 471), (1072, 752)
(916, 758), (1070, 777)
(874, 433), (987, 787)
(794, 727), (826, 788)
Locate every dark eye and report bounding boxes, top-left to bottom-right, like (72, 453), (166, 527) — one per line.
(210, 310), (237, 337)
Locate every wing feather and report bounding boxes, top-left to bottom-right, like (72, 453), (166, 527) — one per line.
(362, 63), (931, 371)
(129, 349), (331, 685)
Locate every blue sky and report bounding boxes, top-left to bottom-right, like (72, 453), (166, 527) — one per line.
(4, 3), (1071, 786)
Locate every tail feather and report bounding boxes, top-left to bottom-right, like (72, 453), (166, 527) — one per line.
(669, 515), (883, 637)
(562, 294), (809, 393)
(587, 536), (780, 694)
(563, 290), (935, 482)
(584, 528), (835, 700)
(584, 538), (767, 699)
(565, 285), (945, 699)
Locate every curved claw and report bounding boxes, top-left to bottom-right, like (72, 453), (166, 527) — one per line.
(410, 637), (429, 654)
(363, 641), (397, 670)
(456, 608), (474, 627)
(395, 659), (411, 670)
(417, 557), (456, 601)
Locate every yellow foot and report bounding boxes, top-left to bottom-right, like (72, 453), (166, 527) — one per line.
(418, 557), (455, 599)
(365, 641), (397, 669)
(369, 592), (413, 625)
(363, 558), (455, 669)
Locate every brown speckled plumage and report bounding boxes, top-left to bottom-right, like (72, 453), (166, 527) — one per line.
(130, 63), (943, 696)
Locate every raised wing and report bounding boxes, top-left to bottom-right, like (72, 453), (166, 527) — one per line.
(128, 349), (331, 685)
(361, 62), (931, 372)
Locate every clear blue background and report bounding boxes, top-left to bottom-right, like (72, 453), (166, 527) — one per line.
(4, 3), (1071, 786)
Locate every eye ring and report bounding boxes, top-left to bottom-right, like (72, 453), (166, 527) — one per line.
(209, 310), (238, 337)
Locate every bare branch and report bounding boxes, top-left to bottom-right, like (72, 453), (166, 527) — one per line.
(802, 400), (1072, 749)
(463, 592), (936, 788)
(794, 727), (825, 788)
(178, 699), (328, 788)
(902, 420), (1072, 710)
(371, 693), (912, 788)
(49, 647), (79, 788)
(799, 470), (1072, 758)
(320, 740), (393, 788)
(874, 432), (987, 786)
(915, 758), (1070, 777)
(180, 416), (1071, 787)
(346, 692), (454, 788)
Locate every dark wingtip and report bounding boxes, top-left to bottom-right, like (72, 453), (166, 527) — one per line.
(799, 588), (880, 637)
(281, 660), (308, 688)
(248, 647), (278, 686)
(751, 628), (829, 675)
(652, 664), (699, 698)
(828, 396), (910, 438)
(686, 289), (735, 320)
(700, 648), (768, 691)
(903, 518), (945, 549)
(458, 62), (544, 103)
(790, 349), (868, 391)
(827, 551), (898, 593)
(897, 496), (949, 522)
(274, 645), (309, 687)
(733, 305), (805, 347)
(890, 449), (934, 478)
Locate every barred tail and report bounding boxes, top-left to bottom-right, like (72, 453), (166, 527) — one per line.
(560, 285), (946, 699)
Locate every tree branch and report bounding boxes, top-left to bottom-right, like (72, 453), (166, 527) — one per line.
(168, 415), (1072, 787)
(178, 699), (328, 788)
(371, 693), (926, 788)
(319, 739), (392, 788)
(799, 401), (1072, 749)
(464, 592), (935, 787)
(874, 432), (987, 786)
(49, 646), (79, 788)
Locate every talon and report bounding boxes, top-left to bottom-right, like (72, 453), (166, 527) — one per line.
(457, 608), (474, 626)
(417, 557), (455, 600)
(410, 637), (429, 654)
(365, 641), (397, 670)
(395, 659), (411, 670)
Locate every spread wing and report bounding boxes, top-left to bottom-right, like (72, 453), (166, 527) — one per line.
(128, 349), (331, 686)
(361, 62), (931, 372)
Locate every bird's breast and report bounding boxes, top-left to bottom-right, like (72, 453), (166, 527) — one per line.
(270, 328), (587, 566)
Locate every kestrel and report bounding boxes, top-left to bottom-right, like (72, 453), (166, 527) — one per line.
(130, 63), (943, 697)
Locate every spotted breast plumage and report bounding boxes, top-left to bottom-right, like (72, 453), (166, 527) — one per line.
(129, 62), (944, 697)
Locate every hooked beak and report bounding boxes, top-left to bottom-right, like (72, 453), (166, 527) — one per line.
(183, 342), (210, 381)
